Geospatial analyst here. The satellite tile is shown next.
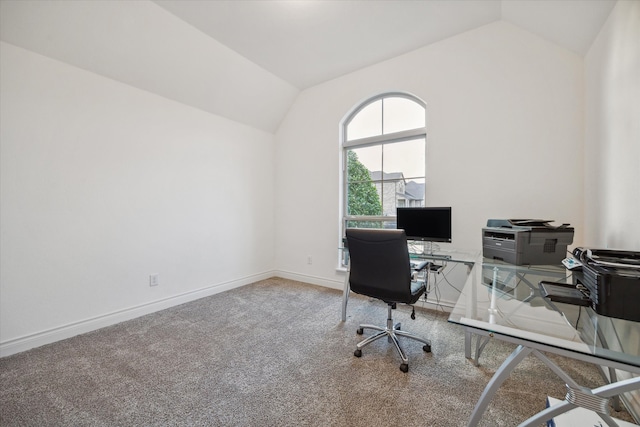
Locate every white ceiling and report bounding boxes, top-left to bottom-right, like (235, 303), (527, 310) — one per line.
(154, 0), (617, 89)
(1, 0), (618, 132)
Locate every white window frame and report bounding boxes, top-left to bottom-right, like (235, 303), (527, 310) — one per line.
(339, 92), (427, 264)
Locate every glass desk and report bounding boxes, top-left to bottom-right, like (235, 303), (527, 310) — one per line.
(341, 248), (478, 322)
(449, 258), (640, 427)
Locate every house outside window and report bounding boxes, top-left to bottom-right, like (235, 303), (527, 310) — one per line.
(340, 93), (426, 262)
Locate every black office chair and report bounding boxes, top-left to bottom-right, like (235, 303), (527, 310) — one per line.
(345, 228), (431, 373)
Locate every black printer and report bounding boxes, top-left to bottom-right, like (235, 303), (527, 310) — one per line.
(482, 219), (574, 265)
(572, 248), (640, 322)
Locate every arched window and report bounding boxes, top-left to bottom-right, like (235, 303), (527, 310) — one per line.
(340, 93), (426, 245)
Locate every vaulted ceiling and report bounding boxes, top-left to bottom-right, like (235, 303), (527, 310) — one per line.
(1, 0), (617, 133)
(155, 0), (617, 89)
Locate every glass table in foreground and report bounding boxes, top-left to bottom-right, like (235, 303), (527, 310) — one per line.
(448, 258), (640, 427)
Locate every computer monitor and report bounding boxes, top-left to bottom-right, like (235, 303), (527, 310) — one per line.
(396, 207), (452, 243)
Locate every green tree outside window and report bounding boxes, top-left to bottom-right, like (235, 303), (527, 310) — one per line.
(347, 151), (383, 228)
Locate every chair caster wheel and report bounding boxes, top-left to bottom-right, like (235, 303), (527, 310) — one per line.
(354, 349), (362, 358)
(423, 344), (431, 352)
(356, 327), (364, 335)
(400, 363), (409, 373)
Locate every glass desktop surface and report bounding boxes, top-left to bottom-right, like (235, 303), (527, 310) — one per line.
(448, 257), (640, 368)
(406, 242), (479, 265)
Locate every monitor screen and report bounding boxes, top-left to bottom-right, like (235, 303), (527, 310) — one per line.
(396, 207), (452, 242)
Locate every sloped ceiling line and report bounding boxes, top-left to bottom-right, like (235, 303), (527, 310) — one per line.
(0, 0), (616, 133)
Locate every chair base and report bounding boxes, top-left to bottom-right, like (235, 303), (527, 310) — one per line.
(354, 304), (431, 372)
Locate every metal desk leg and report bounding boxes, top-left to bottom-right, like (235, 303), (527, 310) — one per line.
(341, 261), (350, 322)
(468, 345), (534, 426)
(594, 317), (622, 411)
(474, 335), (491, 367)
(517, 376), (640, 427)
(465, 331), (472, 359)
(468, 338), (640, 427)
(467, 267), (500, 367)
(464, 331), (492, 366)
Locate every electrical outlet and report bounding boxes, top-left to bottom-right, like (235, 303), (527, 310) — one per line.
(149, 274), (159, 287)
(307, 256), (312, 265)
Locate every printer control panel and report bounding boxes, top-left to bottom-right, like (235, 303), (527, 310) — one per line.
(562, 257), (582, 270)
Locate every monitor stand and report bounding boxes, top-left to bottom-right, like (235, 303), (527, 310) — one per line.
(424, 241), (436, 255)
(419, 241), (451, 260)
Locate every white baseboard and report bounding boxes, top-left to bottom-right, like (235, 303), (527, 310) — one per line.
(0, 271), (274, 358)
(275, 270), (457, 313)
(275, 270), (345, 291)
(417, 297), (456, 313)
(1, 271), (452, 358)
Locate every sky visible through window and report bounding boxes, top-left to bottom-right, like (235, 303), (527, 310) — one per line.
(351, 138), (425, 179)
(347, 97), (425, 179)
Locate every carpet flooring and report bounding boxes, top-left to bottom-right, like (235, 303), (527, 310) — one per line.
(0, 277), (634, 426)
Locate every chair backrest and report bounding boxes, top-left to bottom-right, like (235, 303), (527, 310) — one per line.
(345, 228), (414, 304)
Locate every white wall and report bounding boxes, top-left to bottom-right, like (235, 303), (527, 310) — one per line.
(4, 7), (625, 357)
(0, 0), (298, 133)
(274, 21), (585, 298)
(584, 0), (640, 418)
(0, 42), (276, 355)
(584, 0), (640, 250)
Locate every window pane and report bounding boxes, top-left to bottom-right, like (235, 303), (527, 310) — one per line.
(380, 181), (399, 216)
(348, 145), (381, 175)
(383, 138), (425, 179)
(376, 177), (426, 215)
(346, 100), (382, 141)
(404, 178), (425, 207)
(346, 182), (382, 216)
(345, 219), (390, 229)
(383, 97), (425, 134)
(342, 93), (426, 253)
(346, 147), (383, 217)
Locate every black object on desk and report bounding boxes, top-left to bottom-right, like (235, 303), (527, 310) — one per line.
(571, 247), (640, 322)
(429, 263), (444, 272)
(539, 281), (591, 307)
